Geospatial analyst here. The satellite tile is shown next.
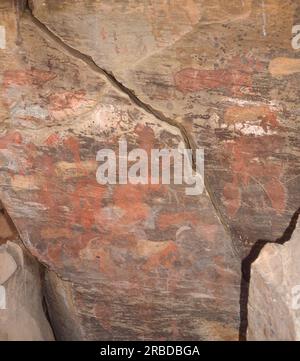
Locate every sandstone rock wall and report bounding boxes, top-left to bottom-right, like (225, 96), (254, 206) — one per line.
(0, 240), (54, 340)
(0, 0), (299, 340)
(29, 0), (300, 258)
(248, 218), (300, 340)
(0, 205), (54, 343)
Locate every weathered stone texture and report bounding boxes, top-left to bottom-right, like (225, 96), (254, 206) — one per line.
(0, 0), (299, 340)
(0, 249), (17, 284)
(0, 207), (17, 243)
(30, 0), (300, 257)
(247, 220), (300, 340)
(0, 0), (240, 340)
(0, 241), (54, 341)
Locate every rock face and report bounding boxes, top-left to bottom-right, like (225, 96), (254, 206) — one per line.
(247, 219), (300, 340)
(29, 0), (300, 258)
(0, 192), (53, 341)
(0, 249), (17, 285)
(0, 241), (54, 341)
(0, 207), (17, 243)
(0, 0), (299, 340)
(0, 0), (241, 340)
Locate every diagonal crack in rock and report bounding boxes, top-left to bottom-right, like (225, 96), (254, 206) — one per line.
(20, 0), (237, 255)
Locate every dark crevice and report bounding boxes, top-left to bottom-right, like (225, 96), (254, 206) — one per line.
(0, 202), (18, 244)
(239, 207), (300, 340)
(41, 267), (58, 341)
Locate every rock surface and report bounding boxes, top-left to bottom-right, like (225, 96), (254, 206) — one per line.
(0, 0), (299, 340)
(0, 250), (17, 284)
(0, 0), (241, 340)
(0, 241), (54, 341)
(0, 208), (17, 243)
(247, 219), (300, 340)
(29, 0), (300, 258)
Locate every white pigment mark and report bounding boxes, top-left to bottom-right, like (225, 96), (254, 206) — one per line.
(0, 26), (6, 49)
(261, 0), (267, 37)
(235, 122), (277, 136)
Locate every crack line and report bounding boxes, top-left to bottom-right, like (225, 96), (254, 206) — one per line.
(23, 6), (194, 151)
(21, 1), (237, 256)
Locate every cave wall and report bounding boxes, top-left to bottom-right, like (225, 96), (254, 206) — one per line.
(248, 218), (300, 340)
(0, 0), (299, 340)
(0, 205), (54, 340)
